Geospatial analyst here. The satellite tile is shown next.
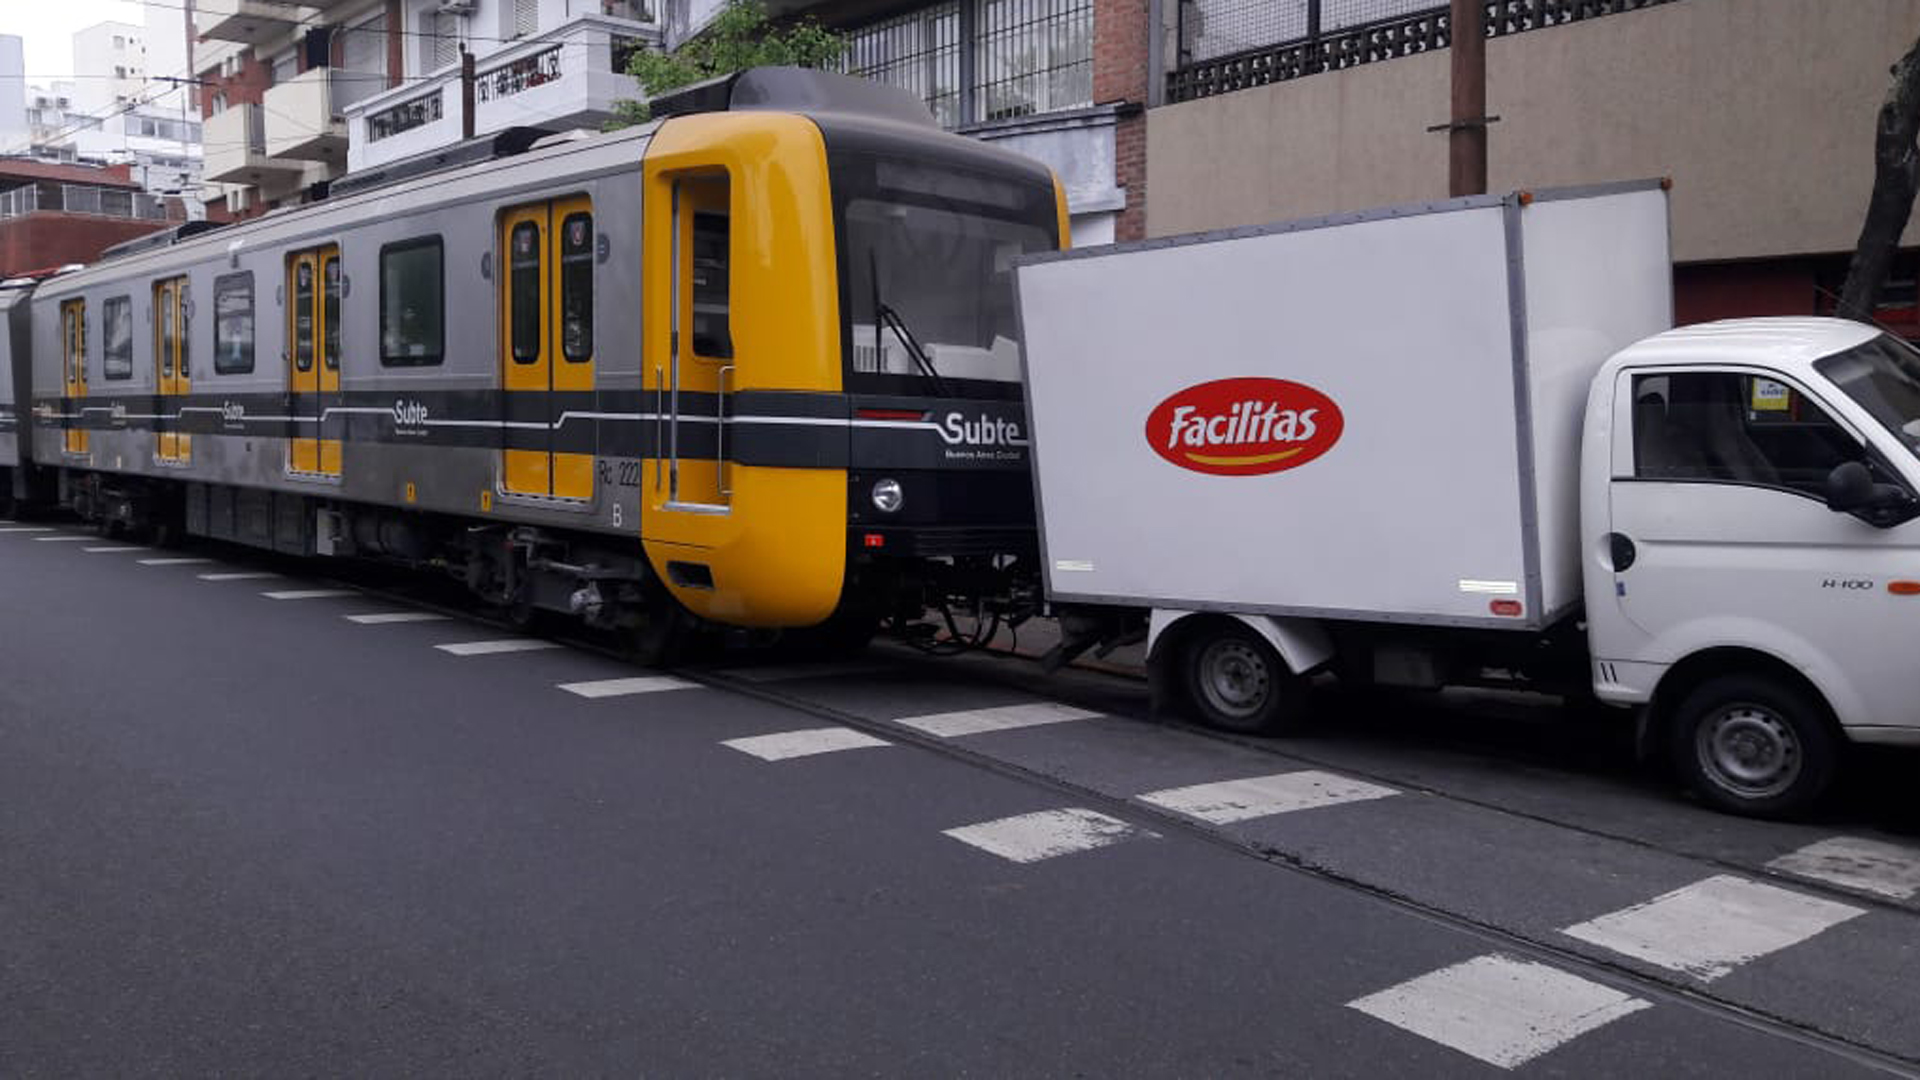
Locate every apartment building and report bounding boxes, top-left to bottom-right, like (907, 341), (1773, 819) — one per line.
(1144, 0), (1920, 333)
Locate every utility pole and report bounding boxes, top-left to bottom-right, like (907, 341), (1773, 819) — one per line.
(461, 47), (476, 141)
(1447, 0), (1488, 197)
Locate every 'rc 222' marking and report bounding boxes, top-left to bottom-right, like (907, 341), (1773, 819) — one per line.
(598, 459), (644, 488)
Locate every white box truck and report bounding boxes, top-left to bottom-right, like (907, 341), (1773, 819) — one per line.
(1015, 180), (1920, 817)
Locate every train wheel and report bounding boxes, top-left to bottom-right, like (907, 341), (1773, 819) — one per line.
(1182, 621), (1309, 735)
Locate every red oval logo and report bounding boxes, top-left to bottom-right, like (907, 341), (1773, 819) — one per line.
(1144, 377), (1344, 476)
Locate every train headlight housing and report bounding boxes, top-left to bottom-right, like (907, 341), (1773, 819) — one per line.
(871, 478), (904, 514)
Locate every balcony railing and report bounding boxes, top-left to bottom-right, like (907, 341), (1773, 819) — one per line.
(0, 182), (170, 221)
(1167, 0), (1682, 104)
(344, 14), (662, 172)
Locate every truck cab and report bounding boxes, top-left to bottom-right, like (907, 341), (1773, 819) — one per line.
(1585, 317), (1920, 814)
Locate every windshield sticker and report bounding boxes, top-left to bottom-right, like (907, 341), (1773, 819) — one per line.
(1146, 378), (1344, 476)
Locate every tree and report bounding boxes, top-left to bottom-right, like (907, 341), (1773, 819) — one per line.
(1838, 33), (1920, 322)
(608, 0), (847, 127)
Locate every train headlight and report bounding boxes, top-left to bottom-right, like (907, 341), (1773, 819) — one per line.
(871, 478), (904, 514)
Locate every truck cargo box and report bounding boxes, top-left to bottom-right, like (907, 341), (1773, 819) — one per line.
(1015, 182), (1672, 631)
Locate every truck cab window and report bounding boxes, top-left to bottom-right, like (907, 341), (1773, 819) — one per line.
(1633, 372), (1857, 497)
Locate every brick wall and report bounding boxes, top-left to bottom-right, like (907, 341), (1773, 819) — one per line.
(0, 215), (175, 277)
(1093, 0), (1150, 240)
(197, 49), (272, 116)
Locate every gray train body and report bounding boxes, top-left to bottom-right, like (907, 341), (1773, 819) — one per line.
(18, 127), (657, 615)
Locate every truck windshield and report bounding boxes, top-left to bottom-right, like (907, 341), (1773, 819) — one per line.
(1815, 333), (1920, 457)
(844, 198), (1051, 386)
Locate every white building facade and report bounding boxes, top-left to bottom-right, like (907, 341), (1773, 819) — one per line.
(342, 0), (659, 175)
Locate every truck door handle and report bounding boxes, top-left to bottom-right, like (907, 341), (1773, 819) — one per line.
(1608, 533), (1637, 572)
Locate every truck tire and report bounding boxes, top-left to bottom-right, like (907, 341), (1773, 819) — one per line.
(1183, 622), (1310, 735)
(1668, 673), (1839, 818)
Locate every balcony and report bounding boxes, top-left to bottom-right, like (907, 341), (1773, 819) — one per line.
(0, 183), (172, 221)
(264, 67), (384, 162)
(196, 0), (307, 45)
(204, 103), (307, 184)
(344, 14), (661, 174)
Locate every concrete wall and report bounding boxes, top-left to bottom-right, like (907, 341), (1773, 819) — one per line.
(1147, 0), (1920, 261)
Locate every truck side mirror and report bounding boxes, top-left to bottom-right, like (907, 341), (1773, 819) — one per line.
(1826, 461), (1918, 527)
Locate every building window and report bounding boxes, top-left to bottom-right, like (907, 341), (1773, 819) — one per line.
(113, 35), (125, 49)
(516, 0), (540, 36)
(211, 91), (227, 115)
(843, 0), (1091, 129)
(381, 238), (444, 366)
(844, 3), (961, 129)
(271, 51), (297, 85)
(102, 296), (133, 380)
(214, 272), (254, 374)
(114, 66), (126, 79)
(974, 0), (1093, 120)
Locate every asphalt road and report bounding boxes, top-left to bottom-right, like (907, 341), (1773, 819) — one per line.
(3, 522), (1919, 1076)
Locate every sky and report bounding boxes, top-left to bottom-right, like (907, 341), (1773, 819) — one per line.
(9, 0), (162, 85)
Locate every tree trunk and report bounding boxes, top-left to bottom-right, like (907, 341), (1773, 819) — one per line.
(1838, 35), (1920, 322)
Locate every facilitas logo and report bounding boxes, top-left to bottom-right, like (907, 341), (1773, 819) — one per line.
(1146, 377), (1343, 476)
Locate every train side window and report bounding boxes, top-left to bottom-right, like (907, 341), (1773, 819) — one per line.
(102, 295), (132, 380)
(691, 208), (731, 359)
(560, 211), (592, 361)
(509, 221), (541, 363)
(380, 237), (444, 366)
(214, 272), (254, 374)
(179, 280), (190, 377)
(293, 258), (314, 372)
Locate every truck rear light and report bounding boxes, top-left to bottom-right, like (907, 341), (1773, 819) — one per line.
(863, 533), (886, 549)
(1890, 581), (1920, 595)
(1490, 599), (1523, 617)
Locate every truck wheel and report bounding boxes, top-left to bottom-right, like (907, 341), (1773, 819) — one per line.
(1669, 673), (1838, 818)
(1183, 622), (1308, 735)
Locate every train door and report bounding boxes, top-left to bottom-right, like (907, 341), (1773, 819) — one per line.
(650, 172), (732, 519)
(286, 246), (341, 476)
(499, 196), (596, 500)
(153, 277), (191, 464)
(61, 299), (87, 455)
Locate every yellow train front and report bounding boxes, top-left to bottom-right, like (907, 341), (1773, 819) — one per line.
(641, 69), (1066, 636)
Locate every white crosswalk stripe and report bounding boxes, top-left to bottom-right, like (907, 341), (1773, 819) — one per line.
(85, 546), (149, 553)
(1138, 770), (1399, 823)
(1561, 874), (1865, 981)
(1348, 954), (1650, 1070)
(943, 808), (1155, 864)
(0, 526), (54, 533)
(33, 535), (91, 542)
(261, 589), (356, 600)
(139, 557), (214, 566)
(434, 639), (563, 656)
(198, 572), (279, 581)
(345, 611), (452, 625)
(723, 727), (891, 761)
(1767, 836), (1920, 900)
(894, 702), (1099, 738)
(557, 675), (698, 698)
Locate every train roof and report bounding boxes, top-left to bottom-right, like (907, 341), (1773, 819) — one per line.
(31, 118), (664, 300)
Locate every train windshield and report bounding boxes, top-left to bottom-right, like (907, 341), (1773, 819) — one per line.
(835, 154), (1056, 396)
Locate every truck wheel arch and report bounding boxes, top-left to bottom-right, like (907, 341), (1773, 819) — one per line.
(1146, 610), (1335, 677)
(1647, 647), (1841, 750)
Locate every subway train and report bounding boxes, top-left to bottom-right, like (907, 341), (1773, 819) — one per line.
(0, 69), (1066, 657)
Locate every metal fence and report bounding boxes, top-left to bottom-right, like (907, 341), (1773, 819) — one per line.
(0, 182), (169, 221)
(1169, 0), (1682, 103)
